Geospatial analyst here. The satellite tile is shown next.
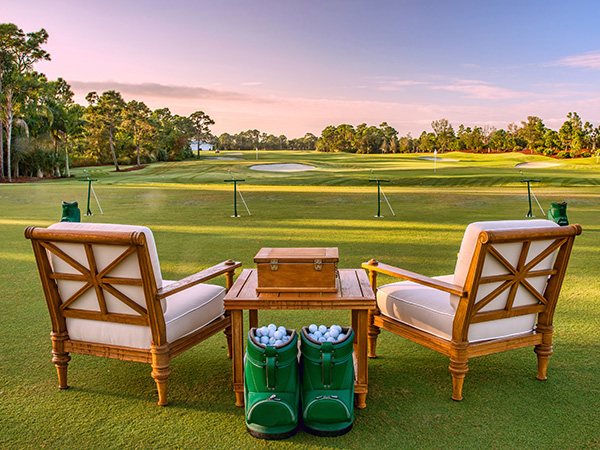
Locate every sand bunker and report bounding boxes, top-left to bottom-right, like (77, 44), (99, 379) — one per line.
(515, 162), (561, 168)
(222, 152), (243, 155)
(250, 163), (316, 172)
(418, 156), (459, 162)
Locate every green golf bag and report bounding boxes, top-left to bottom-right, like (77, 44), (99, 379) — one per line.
(300, 327), (355, 436)
(244, 329), (299, 440)
(548, 201), (569, 226)
(61, 201), (81, 222)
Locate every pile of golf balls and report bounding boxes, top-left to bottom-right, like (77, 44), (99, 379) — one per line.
(306, 324), (346, 343)
(254, 324), (292, 347)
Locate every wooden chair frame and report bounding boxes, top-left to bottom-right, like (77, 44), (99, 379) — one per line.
(25, 226), (241, 405)
(363, 223), (581, 401)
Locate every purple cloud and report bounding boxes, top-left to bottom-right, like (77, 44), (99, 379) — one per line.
(553, 50), (600, 70)
(68, 80), (258, 102)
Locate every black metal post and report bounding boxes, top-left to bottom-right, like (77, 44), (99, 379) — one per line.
(79, 178), (97, 216)
(370, 178), (389, 218)
(520, 177), (540, 218)
(225, 178), (244, 217)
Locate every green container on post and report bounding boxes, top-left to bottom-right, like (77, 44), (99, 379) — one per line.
(244, 329), (299, 440)
(548, 201), (569, 226)
(61, 201), (81, 222)
(300, 327), (355, 436)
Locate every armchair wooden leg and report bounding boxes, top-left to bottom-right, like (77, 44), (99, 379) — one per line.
(51, 332), (71, 389)
(534, 324), (554, 381)
(535, 351), (550, 381)
(367, 310), (381, 358)
(449, 357), (469, 402)
(151, 344), (172, 406)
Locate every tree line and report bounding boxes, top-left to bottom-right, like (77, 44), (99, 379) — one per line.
(315, 116), (599, 156)
(2, 23), (599, 183)
(216, 130), (317, 151)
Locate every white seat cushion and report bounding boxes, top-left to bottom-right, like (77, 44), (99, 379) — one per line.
(378, 275), (456, 341)
(66, 281), (226, 349)
(377, 275), (537, 343)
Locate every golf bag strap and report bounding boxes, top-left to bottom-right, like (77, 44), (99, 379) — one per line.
(266, 355), (276, 390)
(321, 344), (333, 387)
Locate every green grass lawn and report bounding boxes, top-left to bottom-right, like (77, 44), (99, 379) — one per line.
(1, 151), (599, 449)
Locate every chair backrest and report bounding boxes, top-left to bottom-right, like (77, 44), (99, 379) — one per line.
(26, 223), (165, 333)
(450, 220), (581, 341)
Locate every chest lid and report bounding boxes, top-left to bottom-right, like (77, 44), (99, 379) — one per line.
(254, 247), (339, 264)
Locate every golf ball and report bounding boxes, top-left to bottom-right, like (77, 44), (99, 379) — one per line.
(308, 324), (317, 333)
(318, 325), (327, 334)
(274, 330), (283, 340)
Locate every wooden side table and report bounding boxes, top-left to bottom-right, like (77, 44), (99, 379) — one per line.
(224, 268), (376, 409)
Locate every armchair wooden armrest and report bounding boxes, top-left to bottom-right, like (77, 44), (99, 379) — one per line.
(362, 259), (466, 297)
(157, 260), (242, 300)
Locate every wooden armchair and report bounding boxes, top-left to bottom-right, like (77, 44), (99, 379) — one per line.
(25, 222), (241, 405)
(363, 219), (581, 401)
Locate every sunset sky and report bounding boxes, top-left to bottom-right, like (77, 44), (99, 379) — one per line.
(3, 0), (600, 138)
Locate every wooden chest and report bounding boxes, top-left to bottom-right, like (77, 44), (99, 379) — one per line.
(254, 247), (339, 293)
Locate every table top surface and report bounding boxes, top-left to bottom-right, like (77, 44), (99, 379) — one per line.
(224, 268), (375, 310)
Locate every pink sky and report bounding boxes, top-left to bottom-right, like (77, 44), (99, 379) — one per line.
(3, 0), (600, 138)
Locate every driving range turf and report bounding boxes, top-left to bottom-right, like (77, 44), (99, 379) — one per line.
(1, 150), (599, 449)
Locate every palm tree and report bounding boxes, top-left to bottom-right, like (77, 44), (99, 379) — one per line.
(62, 103), (87, 177)
(123, 100), (152, 166)
(0, 24), (50, 182)
(189, 110), (215, 157)
(85, 90), (125, 171)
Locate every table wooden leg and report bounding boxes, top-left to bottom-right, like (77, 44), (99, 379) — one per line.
(351, 310), (359, 353)
(249, 309), (258, 329)
(231, 309), (245, 407)
(224, 310), (232, 358)
(352, 309), (368, 409)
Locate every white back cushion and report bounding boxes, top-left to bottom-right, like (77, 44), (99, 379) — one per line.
(451, 219), (560, 311)
(47, 222), (164, 314)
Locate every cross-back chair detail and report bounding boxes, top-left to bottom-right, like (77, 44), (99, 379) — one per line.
(26, 223), (241, 405)
(363, 220), (581, 401)
(44, 238), (151, 325)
